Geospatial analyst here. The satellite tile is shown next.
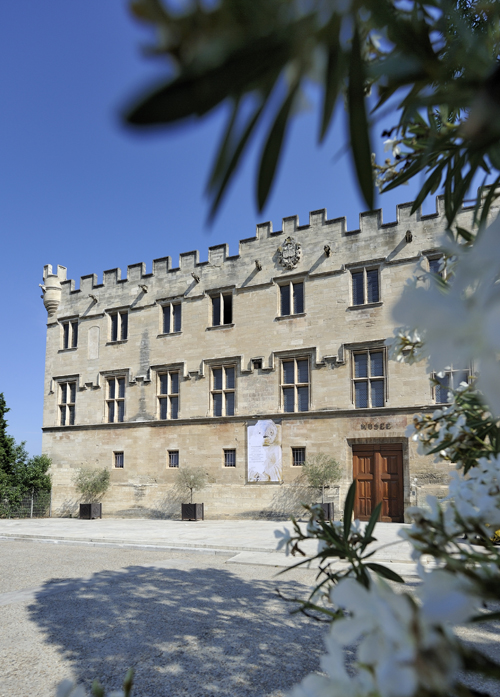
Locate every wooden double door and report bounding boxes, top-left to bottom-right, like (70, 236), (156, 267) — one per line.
(352, 444), (404, 522)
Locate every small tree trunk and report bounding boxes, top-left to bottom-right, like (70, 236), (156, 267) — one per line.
(190, 488), (193, 504)
(322, 485), (325, 504)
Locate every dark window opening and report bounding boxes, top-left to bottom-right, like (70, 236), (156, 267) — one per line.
(224, 449), (236, 467)
(292, 447), (306, 466)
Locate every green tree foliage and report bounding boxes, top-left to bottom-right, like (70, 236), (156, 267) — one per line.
(0, 392), (51, 504)
(301, 453), (341, 504)
(175, 466), (208, 503)
(0, 392), (15, 478)
(73, 467), (111, 503)
(125, 0), (500, 227)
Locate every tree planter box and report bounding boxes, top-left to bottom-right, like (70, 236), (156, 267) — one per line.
(181, 503), (204, 521)
(79, 503), (102, 520)
(320, 502), (334, 521)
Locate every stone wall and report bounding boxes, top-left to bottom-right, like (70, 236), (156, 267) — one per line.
(40, 195), (487, 519)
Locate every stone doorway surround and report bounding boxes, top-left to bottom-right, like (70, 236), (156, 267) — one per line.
(347, 438), (408, 523)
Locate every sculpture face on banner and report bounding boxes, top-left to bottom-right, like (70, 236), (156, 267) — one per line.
(247, 419), (283, 482)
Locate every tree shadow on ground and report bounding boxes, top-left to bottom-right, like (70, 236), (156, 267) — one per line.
(28, 562), (327, 696)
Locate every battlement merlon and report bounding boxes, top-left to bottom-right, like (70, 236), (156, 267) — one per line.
(40, 191), (496, 317)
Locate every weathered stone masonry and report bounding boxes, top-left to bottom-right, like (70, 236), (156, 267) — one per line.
(40, 197), (483, 519)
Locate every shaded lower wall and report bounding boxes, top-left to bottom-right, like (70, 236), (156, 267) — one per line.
(43, 412), (453, 520)
(50, 472), (329, 520)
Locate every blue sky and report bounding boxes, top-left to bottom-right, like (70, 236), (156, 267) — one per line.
(0, 2), (429, 455)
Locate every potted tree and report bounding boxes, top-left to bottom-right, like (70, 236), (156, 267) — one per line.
(302, 453), (341, 520)
(176, 467), (208, 521)
(74, 467), (110, 519)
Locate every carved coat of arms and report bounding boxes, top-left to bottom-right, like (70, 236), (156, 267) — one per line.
(277, 236), (301, 270)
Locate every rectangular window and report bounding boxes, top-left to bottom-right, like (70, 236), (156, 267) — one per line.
(59, 381), (76, 426)
(168, 450), (179, 468)
(353, 349), (385, 408)
(162, 303), (181, 334)
(224, 449), (236, 467)
(110, 312), (128, 341)
(282, 358), (309, 412)
(62, 320), (78, 349)
(212, 293), (233, 326)
(158, 371), (179, 419)
(351, 268), (380, 306)
(428, 256), (444, 277)
(107, 376), (126, 423)
(292, 447), (306, 466)
(434, 366), (470, 403)
(280, 281), (304, 316)
(114, 451), (124, 468)
(212, 366), (235, 416)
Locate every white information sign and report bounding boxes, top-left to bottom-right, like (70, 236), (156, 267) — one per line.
(247, 419), (283, 483)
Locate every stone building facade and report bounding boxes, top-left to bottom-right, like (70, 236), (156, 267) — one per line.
(41, 197), (478, 520)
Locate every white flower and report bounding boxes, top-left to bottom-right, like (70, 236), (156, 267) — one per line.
(448, 455), (500, 529)
(275, 526), (293, 554)
(419, 569), (480, 624)
(384, 138), (401, 157)
(350, 518), (363, 535)
(393, 214), (500, 417)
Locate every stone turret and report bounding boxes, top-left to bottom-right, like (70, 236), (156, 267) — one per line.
(40, 264), (67, 320)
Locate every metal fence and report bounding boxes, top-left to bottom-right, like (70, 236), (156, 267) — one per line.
(0, 489), (52, 519)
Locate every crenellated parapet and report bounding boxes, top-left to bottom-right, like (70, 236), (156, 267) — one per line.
(40, 193), (492, 320)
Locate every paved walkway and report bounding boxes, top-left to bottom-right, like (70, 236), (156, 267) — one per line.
(0, 518), (420, 576)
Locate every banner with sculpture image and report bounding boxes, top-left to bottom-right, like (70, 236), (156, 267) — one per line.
(247, 419), (283, 482)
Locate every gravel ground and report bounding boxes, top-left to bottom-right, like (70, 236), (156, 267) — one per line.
(0, 540), (327, 697)
(2, 539), (500, 697)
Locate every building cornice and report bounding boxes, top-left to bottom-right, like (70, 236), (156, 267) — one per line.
(42, 404), (434, 433)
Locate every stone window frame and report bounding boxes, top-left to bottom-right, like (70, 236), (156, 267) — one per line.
(210, 364), (236, 417)
(278, 279), (305, 317)
(433, 364), (472, 404)
(108, 309), (128, 343)
(106, 375), (126, 423)
(211, 290), (233, 327)
(160, 302), (182, 335)
(281, 356), (310, 413)
(114, 451), (124, 469)
(158, 370), (180, 420)
(168, 450), (179, 468)
(424, 252), (446, 279)
(351, 347), (387, 409)
(61, 319), (78, 350)
(292, 447), (306, 466)
(224, 449), (236, 468)
(350, 266), (381, 307)
(58, 380), (76, 426)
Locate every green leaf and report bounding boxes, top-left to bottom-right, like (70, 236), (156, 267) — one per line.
(348, 24), (373, 210)
(208, 96), (269, 220)
(91, 681), (105, 697)
(488, 142), (500, 170)
(123, 668), (134, 697)
(343, 481), (356, 541)
(319, 16), (342, 142)
(479, 174), (500, 228)
(257, 82), (299, 211)
(456, 226), (474, 242)
(207, 98), (240, 192)
(362, 502), (381, 549)
(365, 562), (405, 583)
(126, 35), (290, 126)
(410, 162), (446, 214)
